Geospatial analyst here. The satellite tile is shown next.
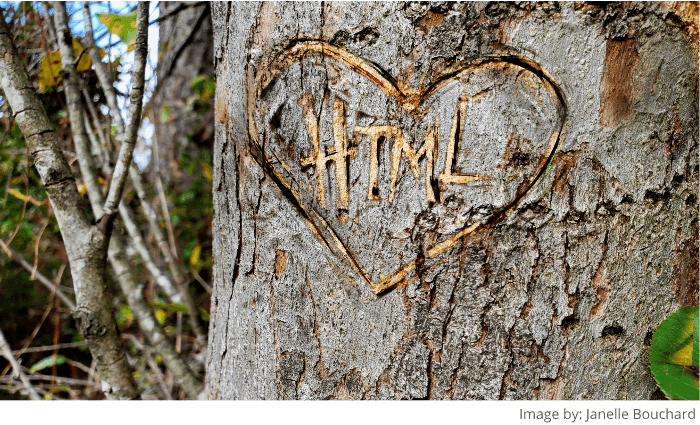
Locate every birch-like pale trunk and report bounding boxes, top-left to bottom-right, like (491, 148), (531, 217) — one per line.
(207, 2), (698, 399)
(0, 16), (139, 400)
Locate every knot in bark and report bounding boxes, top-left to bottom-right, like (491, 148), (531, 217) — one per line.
(73, 307), (107, 339)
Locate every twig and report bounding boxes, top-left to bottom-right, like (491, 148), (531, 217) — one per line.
(73, 46), (87, 66)
(80, 2), (125, 135)
(81, 88), (110, 162)
(0, 328), (41, 400)
(30, 217), (49, 280)
(119, 201), (185, 305)
(190, 267), (212, 294)
(12, 341), (86, 355)
(63, 358), (92, 374)
(0, 239), (76, 310)
(39, 2), (57, 50)
(148, 110), (209, 346)
(0, 373), (99, 387)
(126, 334), (172, 400)
(82, 114), (111, 176)
(155, 173), (178, 261)
(149, 1), (207, 26)
(0, 114), (14, 149)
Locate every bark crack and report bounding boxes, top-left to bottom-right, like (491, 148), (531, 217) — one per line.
(304, 269), (324, 375)
(268, 272), (283, 398)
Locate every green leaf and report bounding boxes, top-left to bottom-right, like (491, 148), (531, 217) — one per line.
(192, 75), (216, 102)
(30, 354), (67, 373)
(149, 300), (189, 314)
(98, 12), (138, 47)
(649, 306), (699, 400)
(199, 307), (210, 322)
(116, 303), (133, 326)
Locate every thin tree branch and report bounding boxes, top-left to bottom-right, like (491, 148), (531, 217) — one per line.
(100, 2), (150, 233)
(0, 373), (99, 387)
(54, 6), (103, 217)
(0, 239), (76, 311)
(39, 2), (57, 51)
(150, 1), (207, 26)
(148, 3), (208, 103)
(119, 201), (184, 304)
(0, 328), (41, 400)
(80, 2), (125, 135)
(126, 334), (172, 400)
(82, 88), (110, 157)
(12, 341), (86, 355)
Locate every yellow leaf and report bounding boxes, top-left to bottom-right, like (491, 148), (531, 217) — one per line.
(73, 39), (93, 72)
(201, 162), (212, 182)
(78, 183), (87, 196)
(98, 12), (137, 47)
(38, 50), (62, 92)
(190, 244), (201, 267)
(37, 40), (95, 92)
(155, 309), (167, 325)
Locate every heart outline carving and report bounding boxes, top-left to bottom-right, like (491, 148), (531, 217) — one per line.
(248, 40), (568, 295)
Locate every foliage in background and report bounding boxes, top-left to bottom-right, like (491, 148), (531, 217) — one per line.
(0, 2), (214, 399)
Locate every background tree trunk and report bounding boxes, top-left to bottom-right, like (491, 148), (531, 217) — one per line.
(207, 2), (698, 399)
(148, 1), (214, 185)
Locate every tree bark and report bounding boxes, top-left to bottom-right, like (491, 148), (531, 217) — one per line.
(207, 2), (698, 399)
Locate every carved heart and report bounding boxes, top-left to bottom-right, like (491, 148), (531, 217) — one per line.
(249, 41), (567, 295)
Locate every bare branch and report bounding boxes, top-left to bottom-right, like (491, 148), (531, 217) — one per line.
(80, 2), (125, 134)
(0, 328), (41, 400)
(150, 1), (207, 26)
(100, 2), (150, 231)
(119, 201), (183, 304)
(12, 341), (86, 355)
(54, 4), (103, 216)
(39, 2), (58, 51)
(0, 239), (76, 311)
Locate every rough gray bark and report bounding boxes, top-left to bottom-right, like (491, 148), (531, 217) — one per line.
(207, 2), (698, 399)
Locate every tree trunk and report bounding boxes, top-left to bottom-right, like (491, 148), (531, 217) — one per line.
(148, 2), (215, 184)
(207, 2), (698, 399)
